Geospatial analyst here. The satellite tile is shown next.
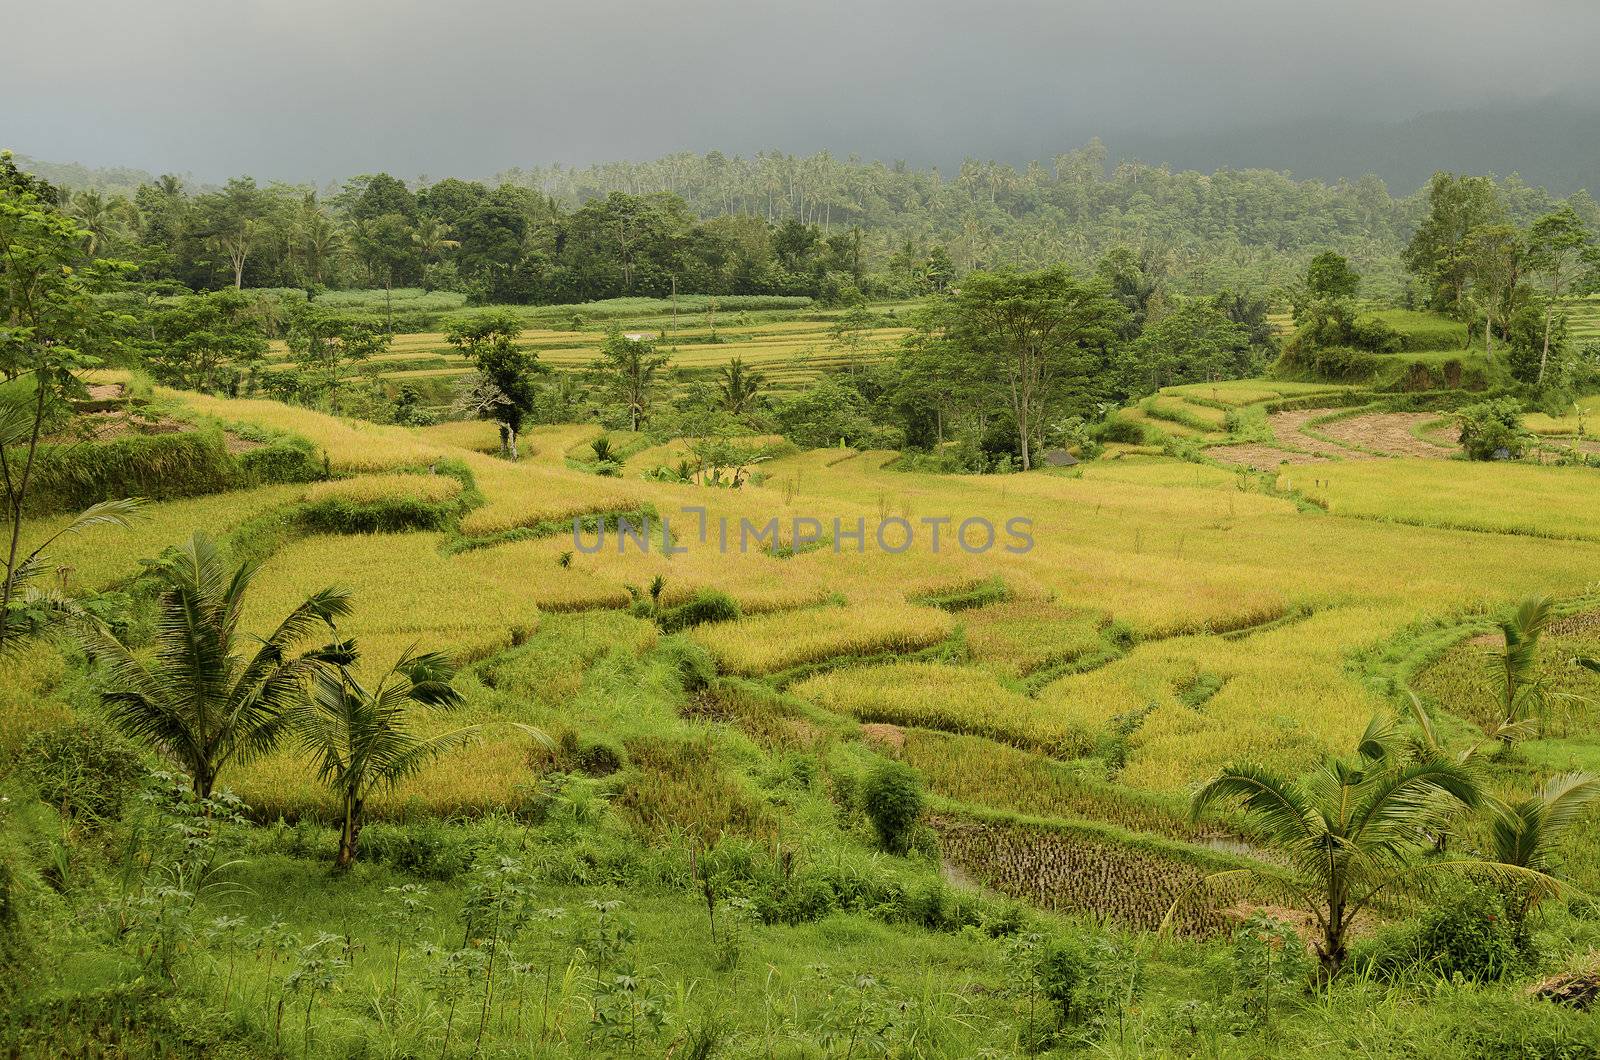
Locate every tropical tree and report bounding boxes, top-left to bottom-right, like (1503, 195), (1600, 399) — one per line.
(195, 178), (277, 289)
(351, 214), (419, 329)
(946, 266), (1126, 470)
(290, 645), (475, 871)
(1, 186), (136, 652)
(1489, 772), (1600, 924)
(411, 217), (460, 263)
(1122, 301), (1254, 393)
(593, 328), (667, 432)
(1524, 207), (1597, 384)
(1184, 717), (1484, 977)
(81, 533), (351, 799)
(1485, 595), (1554, 747)
(1404, 173), (1506, 314)
(285, 304), (391, 407)
(716, 357), (766, 415)
(294, 197), (346, 287)
(447, 311), (542, 459)
(147, 289), (270, 392)
(1461, 224), (1525, 358)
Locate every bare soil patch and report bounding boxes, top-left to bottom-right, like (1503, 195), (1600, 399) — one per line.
(83, 383), (127, 401)
(1207, 443), (1327, 471)
(1268, 411), (1371, 459)
(1317, 413), (1456, 459)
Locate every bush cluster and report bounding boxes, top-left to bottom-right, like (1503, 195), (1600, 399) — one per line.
(655, 589), (740, 633)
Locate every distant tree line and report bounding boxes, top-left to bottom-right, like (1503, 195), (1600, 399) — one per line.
(24, 143), (1600, 307)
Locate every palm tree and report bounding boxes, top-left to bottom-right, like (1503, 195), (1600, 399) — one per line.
(289, 646), (475, 871)
(1487, 595), (1554, 747)
(2, 497), (144, 654)
(1184, 716), (1484, 978)
(717, 357), (766, 415)
(68, 190), (116, 255)
(1490, 771), (1600, 922)
(81, 533), (351, 800)
(411, 217), (459, 263)
(296, 202), (346, 287)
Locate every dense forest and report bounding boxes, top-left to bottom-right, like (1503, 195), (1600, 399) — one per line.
(18, 145), (1600, 309)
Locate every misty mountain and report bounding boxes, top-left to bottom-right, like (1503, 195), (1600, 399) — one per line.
(1118, 100), (1600, 196)
(11, 100), (1599, 202)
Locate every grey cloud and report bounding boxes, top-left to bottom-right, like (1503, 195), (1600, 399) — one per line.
(4, 0), (1599, 181)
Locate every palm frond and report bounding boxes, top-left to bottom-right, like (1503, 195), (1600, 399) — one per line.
(1192, 764), (1317, 847)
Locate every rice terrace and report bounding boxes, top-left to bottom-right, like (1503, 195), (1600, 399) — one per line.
(9, 6), (1600, 1056)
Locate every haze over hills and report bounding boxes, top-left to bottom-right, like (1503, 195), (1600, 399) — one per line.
(11, 100), (1600, 198)
(1120, 100), (1600, 196)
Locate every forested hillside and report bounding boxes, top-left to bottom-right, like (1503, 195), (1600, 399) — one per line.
(20, 144), (1599, 306)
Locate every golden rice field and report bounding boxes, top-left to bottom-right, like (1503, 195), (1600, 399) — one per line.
(689, 603), (955, 675)
(795, 662), (1090, 755)
(1525, 393), (1600, 437)
(1283, 459), (1600, 541)
(304, 472), (462, 505)
(15, 387), (1600, 836)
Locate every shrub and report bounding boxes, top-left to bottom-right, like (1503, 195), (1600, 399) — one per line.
(1352, 880), (1521, 982)
(1095, 418), (1149, 445)
(862, 760), (924, 854)
(558, 730), (626, 776)
(238, 439), (322, 484)
(659, 639), (718, 694)
(656, 590), (740, 634)
(359, 819), (478, 879)
(1457, 397), (1529, 461)
(1413, 881), (1522, 981)
(14, 719), (147, 821)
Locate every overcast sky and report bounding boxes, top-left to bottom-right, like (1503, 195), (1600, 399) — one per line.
(6, 0), (1600, 182)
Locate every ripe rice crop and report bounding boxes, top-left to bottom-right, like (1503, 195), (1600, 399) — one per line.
(1525, 394), (1600, 436)
(1038, 606), (1406, 790)
(456, 456), (645, 536)
(415, 419), (503, 452)
(305, 473), (463, 505)
(690, 604), (954, 675)
(1161, 380), (1353, 406)
(21, 484), (307, 590)
(793, 661), (1092, 755)
(899, 729), (1227, 841)
(449, 538), (635, 612)
(239, 532), (542, 672)
(1285, 460), (1600, 541)
(961, 601), (1110, 676)
(165, 391), (443, 471)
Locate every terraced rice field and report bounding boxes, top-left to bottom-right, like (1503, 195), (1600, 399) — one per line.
(17, 382), (1600, 933)
(264, 316), (911, 402)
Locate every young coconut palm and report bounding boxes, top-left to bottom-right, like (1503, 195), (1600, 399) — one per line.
(82, 532), (350, 799)
(1486, 594), (1554, 747)
(290, 644), (476, 871)
(1180, 715), (1492, 978)
(1490, 771), (1600, 922)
